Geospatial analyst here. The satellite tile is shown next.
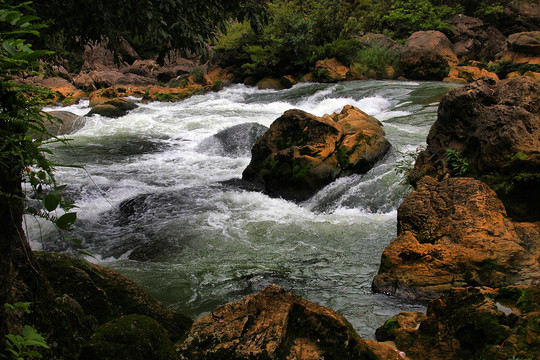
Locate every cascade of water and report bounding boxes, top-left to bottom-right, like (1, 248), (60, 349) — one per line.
(29, 80), (457, 338)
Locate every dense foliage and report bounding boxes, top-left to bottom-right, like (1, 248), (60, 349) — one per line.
(215, 0), (515, 79)
(31, 0), (269, 63)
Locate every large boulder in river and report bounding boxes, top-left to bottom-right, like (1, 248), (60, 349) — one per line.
(44, 111), (86, 136)
(400, 31), (458, 80)
(372, 176), (539, 301)
(412, 76), (540, 221)
(242, 105), (391, 201)
(382, 285), (540, 360)
(177, 284), (400, 360)
(502, 31), (540, 65)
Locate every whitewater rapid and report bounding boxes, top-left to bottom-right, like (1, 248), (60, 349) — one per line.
(28, 80), (457, 338)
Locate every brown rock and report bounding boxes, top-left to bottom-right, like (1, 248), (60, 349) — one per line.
(392, 285), (540, 360)
(39, 77), (87, 105)
(413, 76), (540, 221)
(447, 14), (507, 61)
(314, 58), (350, 82)
(372, 176), (539, 301)
(121, 59), (159, 77)
(178, 284), (400, 360)
(242, 105), (391, 201)
(375, 312), (427, 342)
(87, 97), (138, 118)
(501, 0), (540, 35)
(44, 111), (86, 136)
(73, 73), (97, 92)
(508, 31), (540, 55)
(256, 77), (285, 90)
(400, 31), (458, 80)
(443, 65), (499, 83)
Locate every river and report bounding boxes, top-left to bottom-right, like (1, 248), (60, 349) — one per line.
(28, 80), (458, 339)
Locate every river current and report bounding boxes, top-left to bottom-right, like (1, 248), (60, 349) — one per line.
(29, 80), (457, 338)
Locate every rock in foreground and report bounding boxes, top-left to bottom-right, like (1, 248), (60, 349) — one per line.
(178, 284), (400, 360)
(242, 105), (391, 201)
(380, 285), (540, 360)
(372, 176), (539, 301)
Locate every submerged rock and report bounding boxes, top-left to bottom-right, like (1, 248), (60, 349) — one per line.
(242, 105), (391, 201)
(383, 285), (540, 360)
(372, 176), (539, 301)
(178, 284), (400, 359)
(197, 122), (269, 158)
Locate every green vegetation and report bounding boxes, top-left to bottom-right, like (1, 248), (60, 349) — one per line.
(3, 303), (50, 359)
(214, 0), (515, 81)
(446, 149), (469, 176)
(486, 60), (540, 79)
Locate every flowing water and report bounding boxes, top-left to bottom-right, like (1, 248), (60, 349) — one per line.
(28, 80), (458, 339)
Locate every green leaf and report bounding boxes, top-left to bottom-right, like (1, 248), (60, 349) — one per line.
(55, 212), (76, 230)
(43, 193), (60, 211)
(76, 249), (96, 258)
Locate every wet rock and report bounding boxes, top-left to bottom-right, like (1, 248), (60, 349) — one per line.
(400, 31), (458, 80)
(44, 111), (86, 136)
(314, 58), (350, 82)
(242, 105), (391, 201)
(389, 285), (540, 360)
(197, 122), (269, 158)
(372, 176), (539, 301)
(375, 312), (427, 342)
(177, 284), (400, 360)
(87, 97), (138, 118)
(35, 252), (193, 342)
(413, 76), (540, 221)
(79, 315), (177, 360)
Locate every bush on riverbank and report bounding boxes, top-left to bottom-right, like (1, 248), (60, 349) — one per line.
(214, 0), (515, 81)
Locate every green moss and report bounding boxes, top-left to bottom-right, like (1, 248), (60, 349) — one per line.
(377, 318), (400, 341)
(292, 164), (310, 180)
(336, 146), (349, 169)
(79, 315), (177, 360)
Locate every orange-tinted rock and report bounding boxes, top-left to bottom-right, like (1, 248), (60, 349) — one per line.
(372, 176), (539, 301)
(242, 105), (391, 201)
(413, 76), (540, 221)
(177, 284), (400, 360)
(391, 285), (540, 360)
(443, 65), (499, 83)
(314, 58), (350, 82)
(400, 31), (458, 80)
(39, 77), (87, 105)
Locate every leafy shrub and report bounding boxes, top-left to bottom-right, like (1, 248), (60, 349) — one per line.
(353, 45), (401, 78)
(446, 149), (469, 176)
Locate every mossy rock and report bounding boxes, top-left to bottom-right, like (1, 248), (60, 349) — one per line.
(35, 252), (193, 342)
(86, 98), (138, 118)
(79, 315), (178, 360)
